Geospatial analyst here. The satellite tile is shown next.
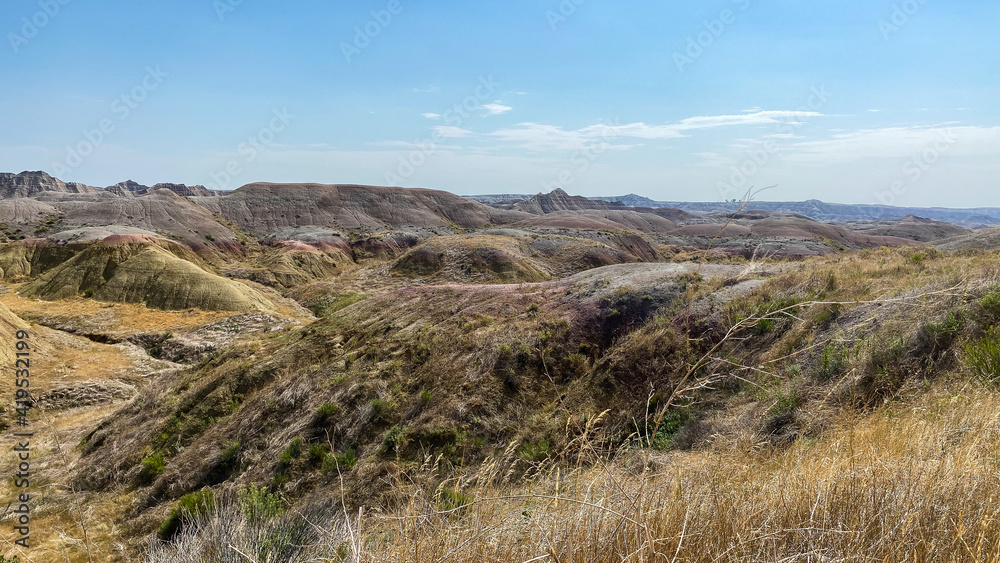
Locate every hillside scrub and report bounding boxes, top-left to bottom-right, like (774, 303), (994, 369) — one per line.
(146, 381), (1000, 562)
(70, 247), (1000, 557)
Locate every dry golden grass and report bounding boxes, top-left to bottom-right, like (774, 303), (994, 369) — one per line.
(14, 246), (1000, 562)
(0, 402), (136, 562)
(0, 287), (235, 337)
(139, 379), (1000, 562)
(335, 379), (1000, 562)
(0, 289), (222, 562)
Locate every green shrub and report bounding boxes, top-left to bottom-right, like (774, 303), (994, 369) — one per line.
(815, 344), (848, 381)
(286, 437), (303, 458)
(370, 398), (390, 420)
(754, 317), (776, 334)
(237, 484), (285, 523)
(321, 447), (357, 474)
(382, 426), (410, 453)
(178, 489), (215, 518)
(644, 410), (690, 451)
(315, 402), (340, 424)
(976, 291), (1000, 327)
(158, 490), (215, 541)
(918, 312), (963, 356)
(770, 387), (801, 416)
(278, 437), (304, 472)
(308, 444), (328, 466)
(965, 328), (1000, 384)
(564, 351), (589, 373)
(516, 438), (551, 462)
(438, 487), (473, 512)
(220, 440), (240, 467)
(139, 452), (166, 485)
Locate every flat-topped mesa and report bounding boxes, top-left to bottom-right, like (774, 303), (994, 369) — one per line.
(0, 171), (99, 198)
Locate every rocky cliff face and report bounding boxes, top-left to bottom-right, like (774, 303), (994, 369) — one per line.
(515, 188), (628, 214)
(106, 180), (216, 198)
(0, 171), (99, 198)
(151, 183), (217, 197)
(106, 180), (149, 197)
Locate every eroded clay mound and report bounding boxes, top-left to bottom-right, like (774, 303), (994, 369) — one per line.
(390, 235), (550, 283)
(0, 239), (82, 279)
(21, 235), (273, 311)
(197, 183), (527, 235)
(234, 241), (355, 288)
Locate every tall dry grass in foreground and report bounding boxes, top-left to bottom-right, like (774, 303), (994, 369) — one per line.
(148, 381), (1000, 562)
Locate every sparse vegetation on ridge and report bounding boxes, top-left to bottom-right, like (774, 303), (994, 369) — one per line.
(5, 176), (1000, 561)
(55, 246), (1000, 561)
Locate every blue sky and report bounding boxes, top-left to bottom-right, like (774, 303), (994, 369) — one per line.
(1, 0), (998, 206)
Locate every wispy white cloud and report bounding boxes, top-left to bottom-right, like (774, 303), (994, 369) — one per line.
(488, 111), (824, 151)
(422, 112), (441, 119)
(488, 122), (635, 151)
(483, 102), (513, 115)
(691, 152), (735, 168)
(433, 125), (473, 138)
(783, 125), (1000, 164)
(369, 140), (464, 150)
(64, 94), (107, 104)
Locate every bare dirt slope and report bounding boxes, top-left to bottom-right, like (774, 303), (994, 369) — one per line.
(195, 183), (529, 235)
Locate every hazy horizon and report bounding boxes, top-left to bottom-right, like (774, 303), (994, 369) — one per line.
(2, 1), (997, 207)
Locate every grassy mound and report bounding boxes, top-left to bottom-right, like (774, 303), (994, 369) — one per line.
(227, 241), (355, 289)
(390, 235), (549, 283)
(65, 247), (1000, 559)
(21, 235), (273, 311)
(390, 246), (446, 276)
(147, 383), (1000, 562)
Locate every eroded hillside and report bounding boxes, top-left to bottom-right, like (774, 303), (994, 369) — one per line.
(2, 174), (1000, 561)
